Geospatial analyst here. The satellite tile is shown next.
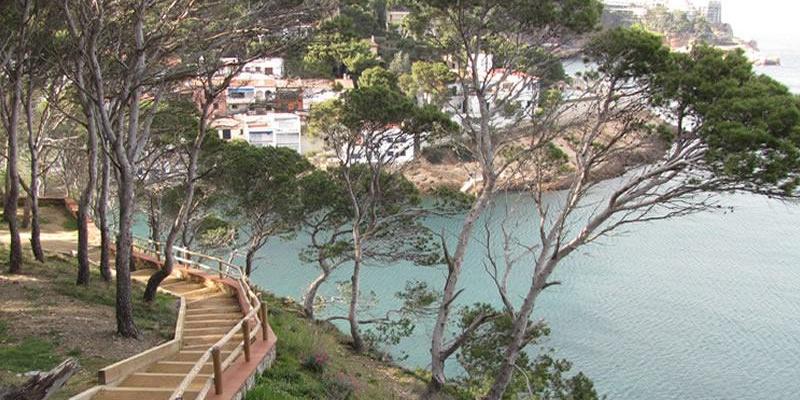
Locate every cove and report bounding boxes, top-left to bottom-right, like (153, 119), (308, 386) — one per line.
(244, 178), (800, 400)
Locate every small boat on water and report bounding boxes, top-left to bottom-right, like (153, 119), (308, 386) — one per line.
(756, 56), (781, 66)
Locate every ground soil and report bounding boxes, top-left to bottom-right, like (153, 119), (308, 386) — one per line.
(0, 205), (171, 399)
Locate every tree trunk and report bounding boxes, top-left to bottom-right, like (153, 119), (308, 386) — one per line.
(429, 187), (494, 389)
(114, 169), (139, 338)
(484, 257), (554, 400)
(142, 193), (171, 303)
(1, 358), (79, 400)
(245, 246), (257, 276)
(348, 227), (364, 352)
(19, 174), (43, 263)
(97, 150), (111, 282)
(147, 193), (160, 244)
(27, 195), (43, 262)
(144, 107), (206, 302)
(21, 196), (30, 229)
(27, 161), (44, 263)
(76, 114), (98, 285)
(304, 268), (330, 319)
(4, 69), (24, 274)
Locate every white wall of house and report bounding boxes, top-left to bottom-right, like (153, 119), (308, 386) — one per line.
(302, 89), (339, 111)
(339, 127), (415, 165)
(215, 113), (302, 153)
(219, 57), (285, 79)
(446, 68), (539, 128)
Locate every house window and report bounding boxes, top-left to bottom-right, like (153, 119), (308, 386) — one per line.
(255, 67), (262, 72)
(265, 67), (274, 75)
(222, 129), (231, 139)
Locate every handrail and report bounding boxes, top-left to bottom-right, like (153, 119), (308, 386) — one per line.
(125, 234), (265, 400)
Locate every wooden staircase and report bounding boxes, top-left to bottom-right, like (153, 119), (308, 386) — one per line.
(73, 236), (272, 400)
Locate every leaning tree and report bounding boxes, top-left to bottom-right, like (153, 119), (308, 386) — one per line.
(62, 0), (199, 337)
(142, 0), (324, 302)
(396, 0), (605, 391)
(312, 82), (457, 352)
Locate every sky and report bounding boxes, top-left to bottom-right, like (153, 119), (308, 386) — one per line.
(720, 0), (800, 45)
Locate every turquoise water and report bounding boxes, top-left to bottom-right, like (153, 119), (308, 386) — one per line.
(241, 44), (800, 400)
(247, 180), (800, 399)
(131, 43), (800, 399)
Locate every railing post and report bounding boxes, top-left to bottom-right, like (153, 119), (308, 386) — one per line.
(242, 321), (251, 362)
(212, 347), (223, 395)
(155, 242), (161, 261)
(218, 260), (224, 279)
(260, 301), (268, 341)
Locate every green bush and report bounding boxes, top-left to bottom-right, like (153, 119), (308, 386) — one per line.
(421, 146), (447, 164)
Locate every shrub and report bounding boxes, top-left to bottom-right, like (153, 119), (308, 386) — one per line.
(422, 144), (475, 164)
(421, 146), (447, 164)
(323, 372), (358, 400)
(301, 351), (330, 373)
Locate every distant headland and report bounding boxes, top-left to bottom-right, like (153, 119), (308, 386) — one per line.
(602, 0), (781, 65)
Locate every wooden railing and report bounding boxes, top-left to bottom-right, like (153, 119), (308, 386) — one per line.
(129, 236), (269, 400)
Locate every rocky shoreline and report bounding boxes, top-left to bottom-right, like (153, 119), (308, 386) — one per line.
(404, 136), (666, 194)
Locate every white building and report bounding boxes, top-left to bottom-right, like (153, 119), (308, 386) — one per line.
(338, 126), (415, 165)
(219, 57), (285, 79)
(385, 6), (411, 30)
(213, 113), (302, 152)
(446, 67), (540, 127)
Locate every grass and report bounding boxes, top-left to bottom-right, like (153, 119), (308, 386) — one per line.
(52, 265), (176, 338)
(245, 294), (431, 400)
(61, 217), (78, 231)
(16, 250), (179, 338)
(0, 321), (53, 374)
(0, 246), (178, 396)
(0, 337), (59, 373)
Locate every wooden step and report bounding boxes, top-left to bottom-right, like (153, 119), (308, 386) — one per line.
(161, 285), (206, 294)
(186, 306), (240, 314)
(184, 314), (241, 323)
(161, 276), (182, 286)
(162, 281), (205, 290)
(119, 372), (211, 389)
(147, 361), (213, 374)
(131, 269), (157, 278)
(183, 325), (237, 335)
(187, 296), (237, 307)
(182, 340), (241, 352)
(182, 287), (219, 299)
(182, 333), (243, 347)
(184, 319), (239, 328)
(92, 387), (199, 400)
(170, 350), (230, 362)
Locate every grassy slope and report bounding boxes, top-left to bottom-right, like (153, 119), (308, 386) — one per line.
(246, 294), (445, 400)
(0, 247), (177, 398)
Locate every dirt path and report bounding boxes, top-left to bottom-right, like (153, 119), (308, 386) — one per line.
(0, 205), (100, 255)
(0, 205), (173, 399)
